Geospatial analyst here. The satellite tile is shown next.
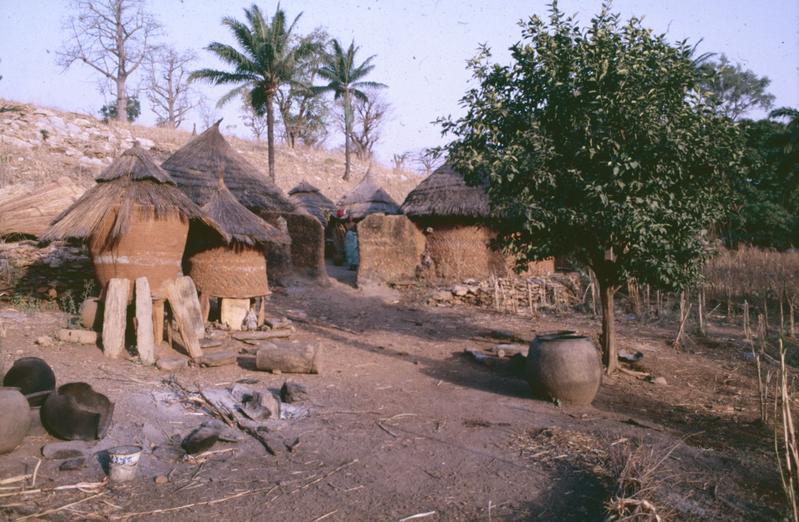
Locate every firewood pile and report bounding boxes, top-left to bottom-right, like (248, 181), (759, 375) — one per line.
(427, 273), (582, 315)
(0, 240), (93, 299)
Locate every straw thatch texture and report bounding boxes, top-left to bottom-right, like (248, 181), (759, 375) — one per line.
(0, 177), (86, 238)
(422, 224), (509, 280)
(336, 170), (401, 220)
(201, 180), (290, 247)
(289, 181), (335, 226)
(188, 246), (268, 298)
(401, 163), (490, 219)
(161, 121), (298, 213)
(356, 214), (424, 285)
(42, 146), (207, 248)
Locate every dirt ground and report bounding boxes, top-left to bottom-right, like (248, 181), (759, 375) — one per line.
(0, 274), (787, 521)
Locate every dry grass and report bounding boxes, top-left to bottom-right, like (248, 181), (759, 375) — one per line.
(0, 98), (421, 203)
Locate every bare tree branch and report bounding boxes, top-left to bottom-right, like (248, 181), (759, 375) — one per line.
(145, 47), (197, 128)
(58, 0), (161, 122)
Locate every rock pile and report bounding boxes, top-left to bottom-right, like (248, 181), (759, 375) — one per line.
(0, 240), (93, 301)
(428, 273), (582, 315)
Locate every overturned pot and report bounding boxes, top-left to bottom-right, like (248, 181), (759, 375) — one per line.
(0, 387), (32, 454)
(41, 383), (114, 441)
(525, 332), (601, 406)
(3, 357), (56, 407)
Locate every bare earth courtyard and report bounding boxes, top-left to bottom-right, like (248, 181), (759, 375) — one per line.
(0, 278), (782, 521)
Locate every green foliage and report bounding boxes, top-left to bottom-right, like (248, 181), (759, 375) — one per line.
(725, 117), (799, 249)
(698, 55), (775, 121)
(316, 39), (386, 179)
(440, 4), (743, 293)
(100, 96), (141, 123)
(191, 3), (318, 179)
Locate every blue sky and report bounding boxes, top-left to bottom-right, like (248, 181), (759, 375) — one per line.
(1, 0), (797, 164)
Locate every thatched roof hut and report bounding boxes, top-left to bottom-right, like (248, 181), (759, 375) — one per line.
(288, 181), (335, 226)
(44, 145), (208, 245)
(161, 121), (298, 214)
(336, 170), (401, 220)
(43, 145), (213, 297)
(186, 177), (290, 300)
(0, 177), (86, 238)
(400, 163), (490, 219)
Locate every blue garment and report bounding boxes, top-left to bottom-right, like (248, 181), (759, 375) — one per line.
(344, 229), (359, 268)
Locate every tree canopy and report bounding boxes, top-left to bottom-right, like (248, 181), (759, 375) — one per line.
(316, 39), (386, 180)
(191, 4), (316, 181)
(440, 4), (743, 372)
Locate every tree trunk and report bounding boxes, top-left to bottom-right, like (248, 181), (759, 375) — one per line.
(114, 1), (127, 122)
(343, 91), (352, 181)
(265, 91), (276, 182)
(598, 278), (618, 374)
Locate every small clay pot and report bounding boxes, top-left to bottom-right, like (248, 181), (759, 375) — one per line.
(79, 298), (101, 330)
(41, 383), (114, 441)
(0, 387), (32, 454)
(525, 333), (601, 406)
(3, 357), (56, 407)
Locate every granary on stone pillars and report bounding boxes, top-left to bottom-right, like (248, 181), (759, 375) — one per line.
(401, 163), (555, 281)
(162, 122), (326, 281)
(185, 174), (291, 330)
(43, 145), (212, 298)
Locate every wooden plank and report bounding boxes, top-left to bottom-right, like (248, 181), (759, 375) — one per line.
(199, 293), (210, 324)
(233, 330), (292, 342)
(152, 299), (165, 345)
(256, 341), (320, 374)
(135, 277), (156, 366)
(165, 278), (204, 360)
(102, 278), (129, 359)
(180, 276), (206, 340)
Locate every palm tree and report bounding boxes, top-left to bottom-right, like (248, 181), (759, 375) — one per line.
(316, 39), (386, 180)
(190, 4), (313, 181)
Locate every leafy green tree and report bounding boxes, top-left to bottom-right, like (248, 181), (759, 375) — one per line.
(316, 39), (386, 180)
(190, 4), (314, 181)
(439, 5), (743, 373)
(698, 55), (775, 120)
(100, 96), (141, 123)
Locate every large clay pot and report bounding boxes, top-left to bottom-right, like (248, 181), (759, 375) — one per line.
(89, 207), (189, 299)
(3, 357), (56, 407)
(41, 383), (114, 441)
(188, 245), (268, 298)
(0, 387), (31, 454)
(525, 332), (601, 406)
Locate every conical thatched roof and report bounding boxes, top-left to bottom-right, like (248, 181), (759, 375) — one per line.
(43, 145), (210, 244)
(400, 163), (490, 219)
(336, 170), (401, 220)
(203, 177), (291, 247)
(161, 121), (298, 214)
(288, 181), (335, 226)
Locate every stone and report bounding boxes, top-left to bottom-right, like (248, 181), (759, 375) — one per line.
(452, 285), (469, 297)
(59, 458), (85, 471)
(231, 384), (280, 421)
(35, 335), (54, 347)
(42, 441), (90, 460)
(156, 354), (189, 371)
(181, 422), (222, 454)
(431, 290), (453, 302)
(652, 376), (668, 386)
(280, 380), (309, 403)
(57, 329), (97, 345)
(154, 475), (169, 485)
(196, 350), (237, 368)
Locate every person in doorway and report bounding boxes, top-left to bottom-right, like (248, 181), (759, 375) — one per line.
(344, 219), (359, 271)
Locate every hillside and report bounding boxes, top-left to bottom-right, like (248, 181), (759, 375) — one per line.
(0, 98), (422, 204)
